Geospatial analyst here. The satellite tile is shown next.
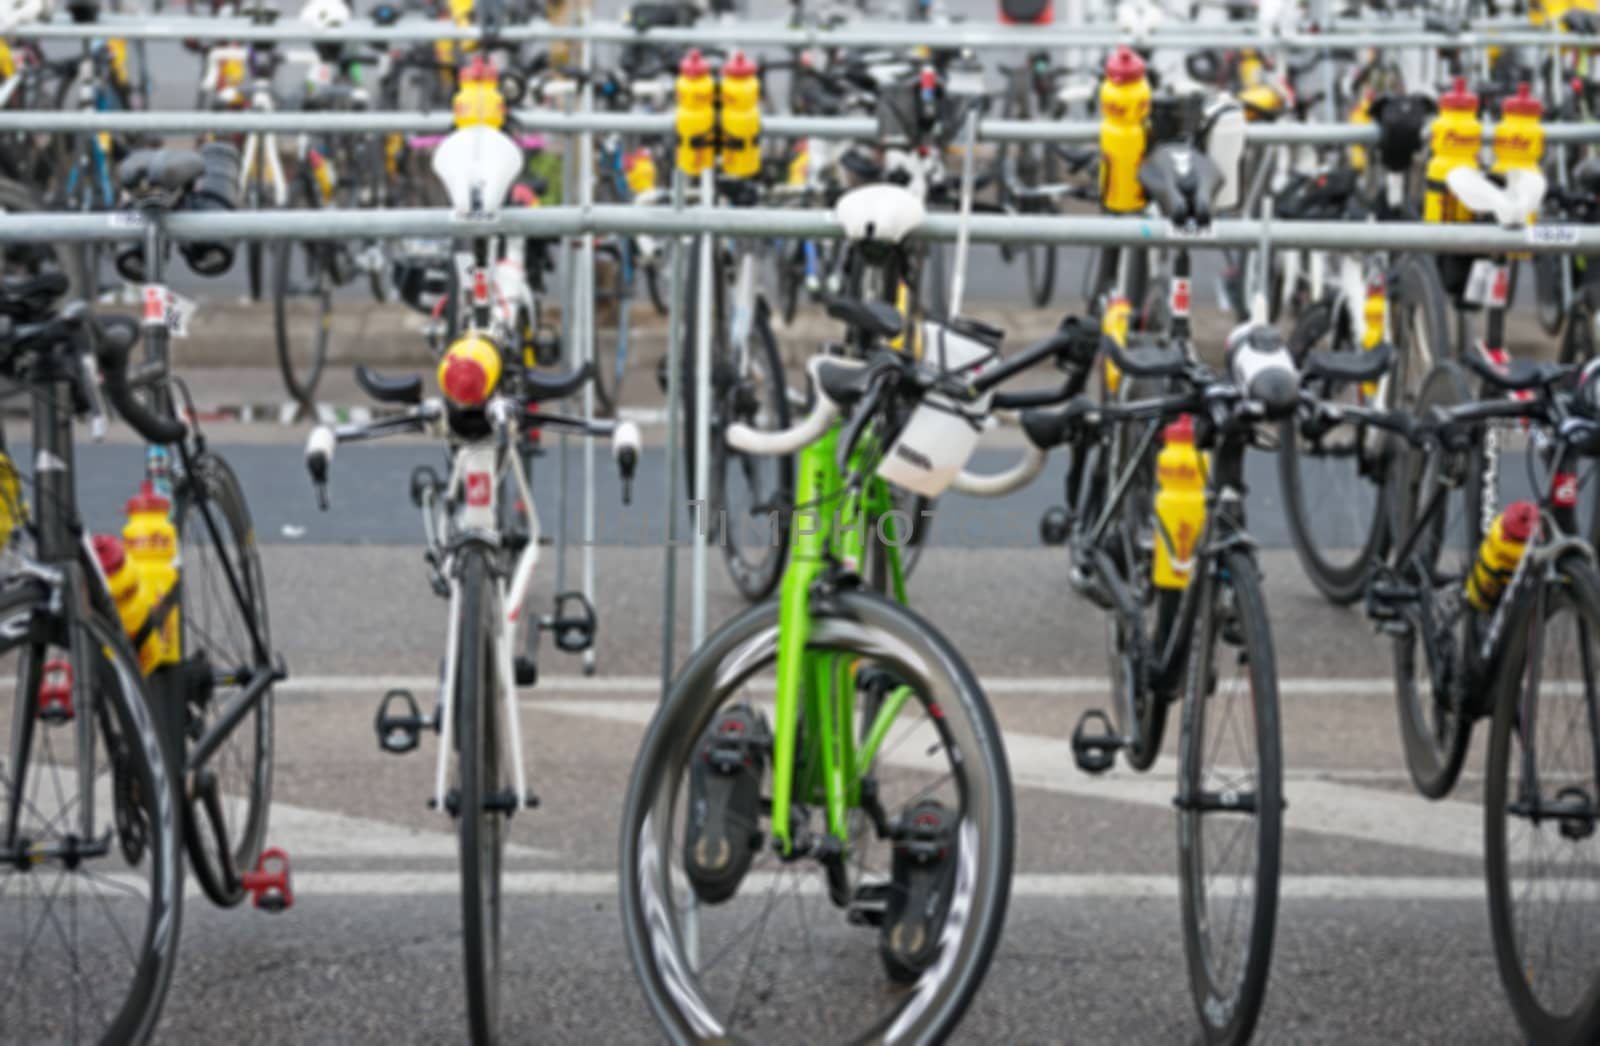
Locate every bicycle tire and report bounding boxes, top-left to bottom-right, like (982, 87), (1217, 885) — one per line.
(592, 238), (630, 416)
(1177, 548), (1283, 1046)
(1534, 253), (1565, 337)
(175, 451), (274, 907)
(1387, 359), (1480, 798)
(619, 590), (1013, 1044)
(1484, 555), (1600, 1045)
(457, 546), (504, 1046)
(272, 176), (332, 408)
(1278, 297), (1389, 604)
(1560, 289), (1595, 367)
(646, 256), (670, 317)
(711, 301), (794, 602)
(245, 167), (265, 303)
(0, 581), (184, 1045)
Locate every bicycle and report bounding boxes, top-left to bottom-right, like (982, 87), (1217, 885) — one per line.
(622, 302), (1094, 1042)
(101, 146), (289, 911)
(302, 111), (643, 1045)
(1353, 350), (1600, 1042)
(0, 281), (182, 1045)
(1023, 322), (1342, 1044)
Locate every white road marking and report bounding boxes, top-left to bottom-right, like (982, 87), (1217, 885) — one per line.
(278, 673), (1411, 697)
(268, 799), (558, 861)
(529, 699), (1486, 859)
(152, 871), (1539, 901)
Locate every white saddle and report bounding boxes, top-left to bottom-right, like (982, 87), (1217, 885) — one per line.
(1446, 166), (1546, 230)
(432, 127), (525, 218)
(834, 184), (927, 246)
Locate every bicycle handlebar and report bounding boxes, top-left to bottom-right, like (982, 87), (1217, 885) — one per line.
(949, 441), (1046, 496)
(726, 355), (860, 456)
(96, 316), (187, 445)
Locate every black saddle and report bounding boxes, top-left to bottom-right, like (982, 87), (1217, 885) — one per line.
(118, 149), (206, 198)
(1137, 144), (1223, 227)
(826, 296), (903, 342)
(0, 272), (70, 318)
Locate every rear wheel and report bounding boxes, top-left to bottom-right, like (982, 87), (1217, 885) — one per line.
(457, 548), (504, 1046)
(272, 177), (333, 407)
(592, 238), (631, 416)
(1387, 360), (1480, 798)
(175, 452), (273, 907)
(1177, 549), (1283, 1046)
(1485, 558), (1600, 1044)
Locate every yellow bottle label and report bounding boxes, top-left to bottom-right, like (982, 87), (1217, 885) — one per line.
(0, 42), (14, 81)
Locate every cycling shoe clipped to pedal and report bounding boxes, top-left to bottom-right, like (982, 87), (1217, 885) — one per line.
(683, 704), (769, 904)
(881, 798), (958, 983)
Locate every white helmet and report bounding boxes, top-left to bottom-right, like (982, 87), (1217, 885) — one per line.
(0, 0), (49, 33)
(299, 0), (350, 29)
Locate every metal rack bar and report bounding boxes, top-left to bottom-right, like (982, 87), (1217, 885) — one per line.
(11, 109), (1600, 148)
(8, 12), (1596, 50)
(3, 206), (1595, 254)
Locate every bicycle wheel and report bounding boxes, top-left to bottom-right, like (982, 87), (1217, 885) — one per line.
(620, 591), (1013, 1044)
(245, 164), (265, 303)
(0, 582), (183, 1045)
(1484, 556), (1600, 1044)
(1177, 548), (1283, 1046)
(1387, 360), (1480, 798)
(1278, 296), (1389, 604)
(175, 451), (273, 907)
(997, 79), (1058, 306)
(1560, 287), (1596, 366)
(272, 176), (333, 407)
(1535, 252), (1566, 337)
(592, 237), (631, 416)
(714, 303), (794, 601)
(457, 546), (504, 1046)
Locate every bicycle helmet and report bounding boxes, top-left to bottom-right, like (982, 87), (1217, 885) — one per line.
(299, 0), (350, 29)
(0, 0), (48, 32)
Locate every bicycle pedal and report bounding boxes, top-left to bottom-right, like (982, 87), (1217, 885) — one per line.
(542, 590), (597, 654)
(514, 655), (537, 687)
(240, 847), (293, 913)
(1071, 709), (1124, 775)
(37, 658), (74, 723)
(847, 881), (891, 927)
(374, 689), (432, 754)
(1039, 506), (1070, 546)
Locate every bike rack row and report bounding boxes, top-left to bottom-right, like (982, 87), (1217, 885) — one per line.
(6, 10), (1594, 50)
(8, 15), (1600, 682)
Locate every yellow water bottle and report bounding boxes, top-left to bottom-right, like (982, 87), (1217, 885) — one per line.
(1466, 501), (1538, 611)
(719, 51), (762, 179)
(675, 49), (716, 176)
(1424, 78), (1482, 224)
(0, 449), (26, 553)
(1348, 90), (1374, 172)
(1152, 414), (1207, 590)
(122, 481), (179, 665)
(93, 534), (159, 673)
(1098, 46), (1150, 215)
(624, 148), (658, 197)
(1492, 82), (1545, 175)
(452, 55), (505, 130)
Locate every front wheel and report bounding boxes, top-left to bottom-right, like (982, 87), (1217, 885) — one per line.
(456, 547), (504, 1045)
(272, 178), (333, 407)
(1484, 557), (1600, 1044)
(1177, 549), (1282, 1046)
(619, 591), (1013, 1044)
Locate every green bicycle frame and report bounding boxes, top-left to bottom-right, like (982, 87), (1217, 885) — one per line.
(768, 423), (916, 853)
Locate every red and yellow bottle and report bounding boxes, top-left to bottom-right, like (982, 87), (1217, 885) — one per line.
(719, 51), (762, 179)
(93, 534), (160, 673)
(452, 56), (505, 130)
(1152, 414), (1207, 590)
(1492, 82), (1545, 175)
(121, 482), (179, 666)
(624, 148), (658, 197)
(1424, 78), (1483, 225)
(675, 49), (716, 176)
(1466, 501), (1538, 611)
(1098, 47), (1150, 214)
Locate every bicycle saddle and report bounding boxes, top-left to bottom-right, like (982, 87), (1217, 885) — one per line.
(1106, 333), (1186, 378)
(1137, 144), (1222, 228)
(834, 184), (927, 246)
(825, 295), (903, 342)
(118, 149), (206, 199)
(1370, 93), (1434, 174)
(1304, 341), (1393, 385)
(0, 271), (70, 318)
(1465, 349), (1562, 392)
(1275, 168), (1362, 221)
(815, 357), (877, 406)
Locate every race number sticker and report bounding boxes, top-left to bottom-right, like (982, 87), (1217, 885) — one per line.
(1462, 259), (1503, 307)
(164, 289), (198, 339)
(465, 470), (492, 508)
